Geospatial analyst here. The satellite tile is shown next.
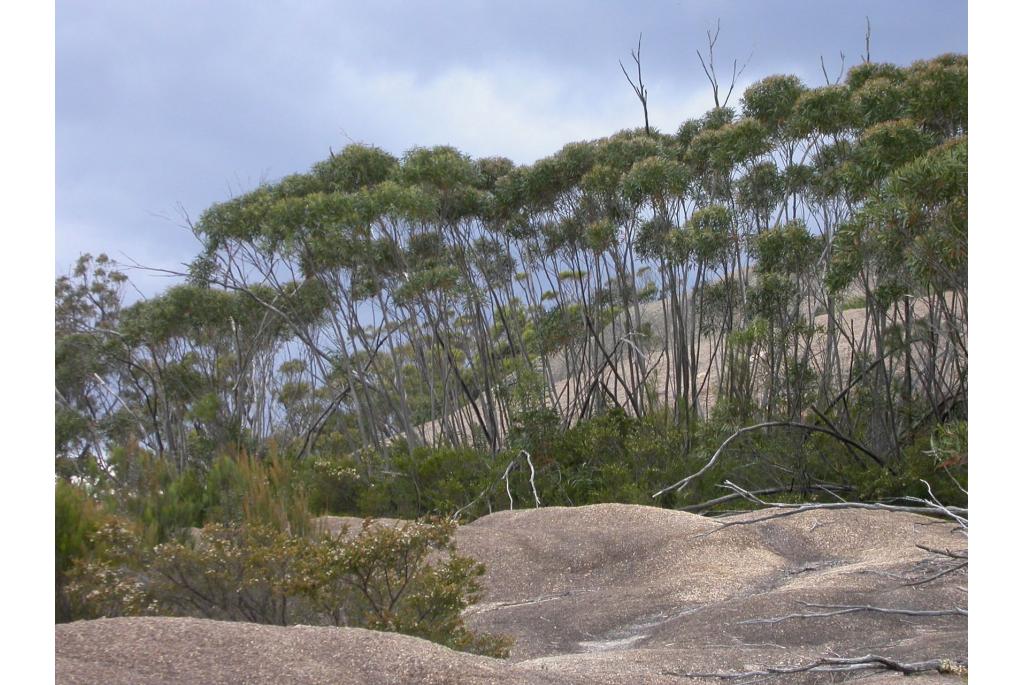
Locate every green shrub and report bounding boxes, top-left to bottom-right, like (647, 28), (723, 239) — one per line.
(354, 447), (497, 519)
(201, 453), (312, 534)
(306, 452), (365, 515)
(64, 517), (511, 657)
(64, 517), (156, 620)
(55, 480), (111, 622)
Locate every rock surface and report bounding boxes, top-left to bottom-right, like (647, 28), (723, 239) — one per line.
(57, 504), (967, 683)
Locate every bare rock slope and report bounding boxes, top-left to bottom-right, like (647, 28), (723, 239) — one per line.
(57, 504), (967, 684)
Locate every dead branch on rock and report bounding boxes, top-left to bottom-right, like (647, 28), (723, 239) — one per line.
(679, 484), (852, 514)
(738, 601), (966, 625)
(665, 653), (966, 680)
(916, 543), (967, 559)
(691, 480), (966, 537)
(904, 561), (968, 587)
(896, 480), (968, 532)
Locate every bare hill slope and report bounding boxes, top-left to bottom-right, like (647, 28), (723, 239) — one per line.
(412, 294), (961, 445)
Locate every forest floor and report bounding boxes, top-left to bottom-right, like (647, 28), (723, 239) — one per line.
(57, 504), (967, 684)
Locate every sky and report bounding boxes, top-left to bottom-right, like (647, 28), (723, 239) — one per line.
(56, 0), (967, 294)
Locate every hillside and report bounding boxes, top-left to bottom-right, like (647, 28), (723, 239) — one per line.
(413, 292), (962, 446)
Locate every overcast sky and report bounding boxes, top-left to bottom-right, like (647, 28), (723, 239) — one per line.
(56, 0), (967, 294)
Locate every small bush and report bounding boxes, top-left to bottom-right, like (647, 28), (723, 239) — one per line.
(359, 447), (495, 519)
(64, 517), (157, 620)
(55, 481), (112, 622)
(65, 517), (511, 657)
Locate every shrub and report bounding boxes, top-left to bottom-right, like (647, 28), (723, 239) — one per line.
(347, 447), (497, 519)
(64, 517), (157, 620)
(55, 480), (111, 622)
(64, 517), (511, 657)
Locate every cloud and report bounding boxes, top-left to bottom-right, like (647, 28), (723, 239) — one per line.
(321, 62), (721, 164)
(55, 0), (966, 293)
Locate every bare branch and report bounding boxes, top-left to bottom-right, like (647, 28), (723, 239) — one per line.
(453, 449), (540, 520)
(619, 33), (650, 134)
(679, 484), (852, 514)
(904, 561), (968, 587)
(652, 420), (886, 498)
(695, 49), (717, 106)
(666, 653), (965, 679)
(689, 481), (967, 536)
(721, 51), (753, 107)
(695, 19), (750, 108)
(697, 19), (721, 107)
(819, 52), (847, 85)
(739, 601), (966, 624)
(916, 544), (967, 559)
(861, 16), (872, 63)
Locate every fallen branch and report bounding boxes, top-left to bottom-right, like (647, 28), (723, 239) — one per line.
(904, 560), (968, 587)
(738, 601), (966, 624)
(694, 481), (966, 536)
(916, 543), (968, 559)
(665, 653), (966, 680)
(678, 484), (852, 514)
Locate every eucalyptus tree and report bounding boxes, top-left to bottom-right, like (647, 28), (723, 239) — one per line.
(395, 145), (506, 450)
(193, 144), (414, 457)
(56, 252), (316, 491)
(56, 254), (131, 482)
(749, 220), (821, 417)
(159, 53), (967, 469)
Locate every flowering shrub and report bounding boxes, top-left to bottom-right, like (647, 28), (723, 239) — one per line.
(65, 519), (159, 619)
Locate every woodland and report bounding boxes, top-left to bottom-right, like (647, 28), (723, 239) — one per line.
(55, 42), (966, 663)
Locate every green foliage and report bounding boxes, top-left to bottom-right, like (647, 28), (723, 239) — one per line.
(531, 304), (585, 355)
(64, 517), (157, 620)
(790, 84), (858, 136)
(621, 156), (688, 204)
(358, 447), (495, 519)
(218, 453), (313, 535)
(833, 428), (967, 508)
(852, 120), (935, 186)
(686, 205), (733, 266)
(927, 420), (967, 469)
(840, 294), (866, 311)
(585, 218), (618, 255)
(737, 162), (784, 219)
(56, 481), (112, 621)
(306, 453), (365, 514)
(754, 220), (819, 275)
(635, 216), (674, 261)
(853, 76), (908, 127)
(505, 409), (686, 509)
(65, 517), (511, 657)
(312, 144), (398, 192)
(742, 75), (807, 134)
(845, 61), (907, 90)
(400, 146), (482, 192)
(904, 55), (967, 136)
(687, 118), (768, 172)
